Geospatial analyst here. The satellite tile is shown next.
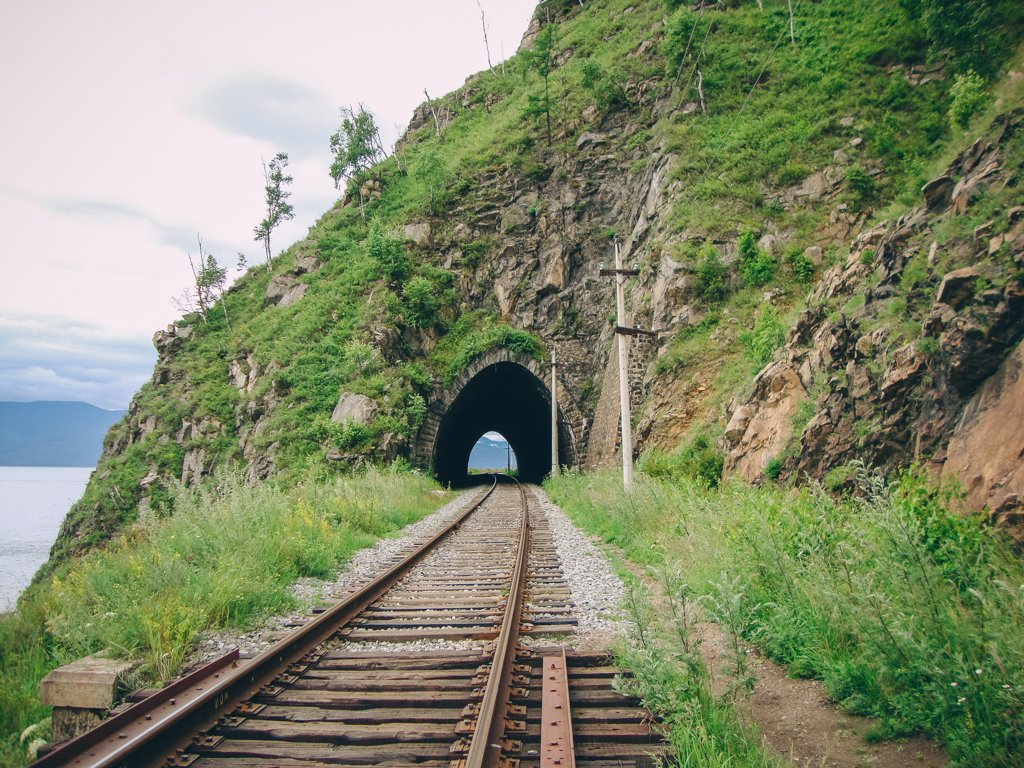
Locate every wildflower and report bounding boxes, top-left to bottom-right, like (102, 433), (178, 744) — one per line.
(1003, 684), (1012, 689)
(950, 682), (958, 687)
(975, 668), (983, 675)
(957, 697), (966, 704)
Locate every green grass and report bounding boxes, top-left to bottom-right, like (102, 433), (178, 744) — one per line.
(547, 469), (1024, 767)
(0, 468), (449, 766)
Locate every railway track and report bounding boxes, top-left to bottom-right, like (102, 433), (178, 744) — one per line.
(34, 477), (665, 768)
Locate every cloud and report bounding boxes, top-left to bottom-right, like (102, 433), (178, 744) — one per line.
(41, 193), (239, 257)
(192, 75), (337, 159)
(0, 314), (155, 409)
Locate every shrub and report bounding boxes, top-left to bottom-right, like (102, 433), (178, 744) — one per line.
(445, 324), (544, 384)
(695, 241), (728, 301)
(366, 219), (409, 283)
(403, 276), (440, 328)
(738, 231), (776, 287)
(948, 69), (988, 127)
(845, 167), (878, 210)
(739, 309), (786, 369)
(785, 248), (816, 284)
(641, 430), (724, 488)
(579, 60), (632, 112)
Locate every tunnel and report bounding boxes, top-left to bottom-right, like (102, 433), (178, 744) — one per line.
(432, 361), (572, 486)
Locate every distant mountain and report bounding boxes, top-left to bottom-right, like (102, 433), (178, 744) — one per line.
(0, 401), (125, 467)
(468, 438), (517, 471)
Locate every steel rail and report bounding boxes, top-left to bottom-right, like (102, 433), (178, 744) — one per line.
(540, 647), (575, 768)
(462, 478), (531, 768)
(33, 477), (500, 768)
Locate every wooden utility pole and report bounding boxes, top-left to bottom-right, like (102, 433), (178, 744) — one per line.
(600, 239), (659, 492)
(550, 349), (559, 476)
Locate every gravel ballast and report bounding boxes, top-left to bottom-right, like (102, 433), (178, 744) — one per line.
(190, 483), (628, 662)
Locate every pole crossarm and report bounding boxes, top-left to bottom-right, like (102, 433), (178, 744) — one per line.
(598, 268), (640, 277)
(613, 325), (659, 338)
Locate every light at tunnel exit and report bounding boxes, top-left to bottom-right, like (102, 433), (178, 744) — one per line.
(468, 432), (518, 472)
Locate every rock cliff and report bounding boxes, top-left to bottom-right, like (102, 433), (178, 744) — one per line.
(722, 110), (1024, 539)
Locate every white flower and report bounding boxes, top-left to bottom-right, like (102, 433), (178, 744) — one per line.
(957, 697), (966, 704)
(950, 682), (958, 687)
(975, 668), (983, 675)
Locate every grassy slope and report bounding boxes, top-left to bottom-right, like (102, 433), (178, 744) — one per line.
(644, 3), (1024, 466)
(547, 470), (1024, 767)
(0, 470), (448, 765)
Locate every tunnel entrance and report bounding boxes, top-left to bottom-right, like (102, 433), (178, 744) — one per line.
(431, 360), (572, 486)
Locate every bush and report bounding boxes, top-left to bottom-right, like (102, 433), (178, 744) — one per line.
(445, 324), (544, 384)
(403, 276), (440, 328)
(739, 309), (786, 368)
(366, 219), (409, 284)
(579, 60), (632, 112)
(785, 248), (816, 284)
(948, 69), (988, 127)
(737, 231), (776, 287)
(845, 167), (878, 210)
(640, 430), (724, 488)
(695, 241), (728, 301)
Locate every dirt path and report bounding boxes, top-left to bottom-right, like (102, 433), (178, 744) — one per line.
(697, 620), (947, 768)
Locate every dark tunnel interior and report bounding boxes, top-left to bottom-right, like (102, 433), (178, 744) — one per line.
(433, 362), (570, 486)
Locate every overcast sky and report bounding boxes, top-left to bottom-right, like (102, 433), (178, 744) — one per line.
(0, 0), (536, 410)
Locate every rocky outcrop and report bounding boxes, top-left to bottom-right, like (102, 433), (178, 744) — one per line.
(942, 342), (1024, 543)
(264, 254), (321, 307)
(723, 111), (1024, 534)
(331, 393), (377, 426)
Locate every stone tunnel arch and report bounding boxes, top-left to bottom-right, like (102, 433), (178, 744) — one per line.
(414, 350), (578, 486)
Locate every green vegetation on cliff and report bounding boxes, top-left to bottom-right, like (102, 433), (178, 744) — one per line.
(547, 469), (1024, 766)
(52, 0), (1024, 566)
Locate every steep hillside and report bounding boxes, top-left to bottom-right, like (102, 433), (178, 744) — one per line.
(48, 0), (1024, 566)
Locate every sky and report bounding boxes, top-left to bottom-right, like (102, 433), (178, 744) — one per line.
(0, 0), (537, 410)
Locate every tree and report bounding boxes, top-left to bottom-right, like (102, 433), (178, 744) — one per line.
(329, 104), (395, 218)
(175, 235), (229, 326)
(523, 22), (556, 144)
(253, 152), (294, 270)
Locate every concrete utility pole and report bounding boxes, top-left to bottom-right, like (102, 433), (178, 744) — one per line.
(613, 240), (633, 490)
(600, 239), (658, 492)
(550, 348), (559, 477)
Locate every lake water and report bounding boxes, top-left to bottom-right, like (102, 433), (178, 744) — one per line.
(0, 467), (91, 611)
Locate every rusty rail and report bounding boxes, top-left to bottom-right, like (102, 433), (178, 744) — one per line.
(460, 479), (531, 768)
(33, 478), (499, 768)
(540, 647), (575, 768)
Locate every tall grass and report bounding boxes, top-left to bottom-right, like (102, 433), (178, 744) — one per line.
(547, 469), (1024, 767)
(0, 467), (447, 765)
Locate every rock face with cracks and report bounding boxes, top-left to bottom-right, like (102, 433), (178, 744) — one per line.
(723, 112), (1024, 538)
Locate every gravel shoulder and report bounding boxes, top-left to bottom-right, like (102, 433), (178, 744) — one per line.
(527, 485), (627, 649)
